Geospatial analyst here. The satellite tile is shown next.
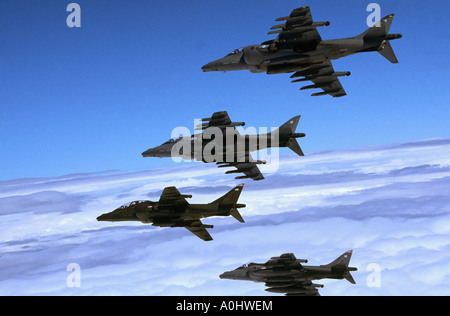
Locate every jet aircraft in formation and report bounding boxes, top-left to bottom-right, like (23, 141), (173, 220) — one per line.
(97, 184), (246, 241)
(202, 6), (402, 97)
(93, 3), (398, 295)
(142, 111), (305, 181)
(220, 251), (357, 296)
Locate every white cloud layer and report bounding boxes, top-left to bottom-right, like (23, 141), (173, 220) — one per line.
(1, 138), (450, 296)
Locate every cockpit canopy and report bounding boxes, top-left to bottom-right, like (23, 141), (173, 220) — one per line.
(162, 138), (181, 145)
(228, 47), (244, 55)
(119, 201), (146, 209)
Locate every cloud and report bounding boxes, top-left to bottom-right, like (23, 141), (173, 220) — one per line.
(0, 191), (86, 216)
(0, 138), (450, 295)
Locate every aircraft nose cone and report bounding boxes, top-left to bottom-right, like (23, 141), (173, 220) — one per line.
(142, 144), (173, 158)
(202, 61), (221, 72)
(219, 270), (237, 280)
(97, 214), (108, 221)
(201, 63), (214, 72)
(142, 148), (157, 157)
(97, 209), (120, 222)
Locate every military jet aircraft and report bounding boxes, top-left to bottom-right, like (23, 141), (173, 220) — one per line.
(220, 251), (357, 296)
(142, 111), (305, 181)
(97, 184), (246, 241)
(202, 5), (402, 97)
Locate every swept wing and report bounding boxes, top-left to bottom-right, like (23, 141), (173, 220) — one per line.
(263, 253), (322, 296)
(200, 112), (265, 181)
(195, 111), (245, 131)
(158, 187), (191, 207)
(268, 7), (349, 97)
(269, 6), (326, 51)
(217, 152), (265, 181)
(184, 220), (213, 241)
(291, 61), (349, 97)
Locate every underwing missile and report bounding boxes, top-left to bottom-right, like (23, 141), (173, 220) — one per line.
(312, 21), (330, 27)
(311, 89), (342, 96)
(300, 82), (335, 90)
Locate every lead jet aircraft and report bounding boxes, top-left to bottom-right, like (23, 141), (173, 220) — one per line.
(97, 184), (246, 241)
(202, 5), (402, 97)
(220, 251), (357, 296)
(142, 111), (306, 181)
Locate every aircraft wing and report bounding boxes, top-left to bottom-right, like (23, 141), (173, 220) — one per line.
(184, 220), (213, 241)
(266, 253), (305, 268)
(217, 152), (265, 181)
(268, 6), (327, 51)
(158, 187), (191, 207)
(264, 255), (321, 296)
(291, 61), (349, 97)
(265, 280), (321, 297)
(198, 113), (265, 181)
(195, 111), (245, 131)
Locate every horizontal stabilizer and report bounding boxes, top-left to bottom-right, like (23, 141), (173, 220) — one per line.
(230, 208), (245, 223)
(378, 40), (398, 63)
(345, 272), (356, 285)
(287, 138), (304, 157)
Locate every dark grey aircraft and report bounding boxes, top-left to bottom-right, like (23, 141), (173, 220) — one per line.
(97, 184), (246, 241)
(202, 5), (402, 97)
(142, 111), (305, 181)
(220, 251), (357, 296)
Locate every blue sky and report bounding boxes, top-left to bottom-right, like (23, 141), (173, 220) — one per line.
(0, 0), (449, 180)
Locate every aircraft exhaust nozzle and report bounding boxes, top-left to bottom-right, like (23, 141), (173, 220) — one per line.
(293, 133), (306, 138)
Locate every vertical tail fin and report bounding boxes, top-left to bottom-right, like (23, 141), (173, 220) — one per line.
(324, 250), (357, 284)
(271, 116), (306, 157)
(359, 14), (401, 64)
(325, 250), (353, 267)
(210, 184), (246, 223)
(360, 14), (394, 39)
(276, 115), (301, 136)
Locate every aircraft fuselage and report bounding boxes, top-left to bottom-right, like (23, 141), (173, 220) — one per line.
(202, 35), (384, 74)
